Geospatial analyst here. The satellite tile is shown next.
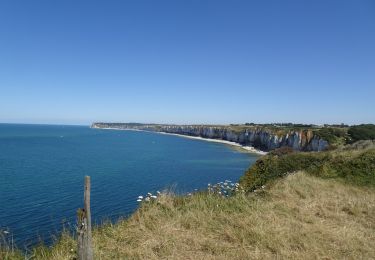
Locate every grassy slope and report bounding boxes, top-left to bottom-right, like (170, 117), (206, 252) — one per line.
(3, 143), (375, 259)
(240, 147), (375, 191)
(4, 172), (375, 259)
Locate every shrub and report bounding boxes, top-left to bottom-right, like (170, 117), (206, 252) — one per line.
(348, 124), (375, 143)
(240, 148), (375, 191)
(314, 127), (347, 144)
(342, 140), (375, 151)
(268, 146), (295, 156)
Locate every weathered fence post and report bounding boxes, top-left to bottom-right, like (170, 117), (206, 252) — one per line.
(77, 176), (94, 260)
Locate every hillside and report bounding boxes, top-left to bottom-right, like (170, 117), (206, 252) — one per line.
(3, 143), (375, 259)
(3, 174), (374, 259)
(240, 142), (375, 191)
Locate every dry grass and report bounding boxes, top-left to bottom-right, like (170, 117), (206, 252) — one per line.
(4, 172), (372, 259)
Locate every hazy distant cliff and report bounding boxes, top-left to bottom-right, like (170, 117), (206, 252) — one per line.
(91, 123), (330, 152)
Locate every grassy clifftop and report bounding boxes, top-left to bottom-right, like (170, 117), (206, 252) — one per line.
(240, 143), (375, 191)
(93, 123), (375, 149)
(4, 172), (374, 259)
(3, 142), (375, 259)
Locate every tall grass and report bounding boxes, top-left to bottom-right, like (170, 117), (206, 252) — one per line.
(0, 232), (22, 260)
(3, 172), (375, 259)
(3, 143), (375, 259)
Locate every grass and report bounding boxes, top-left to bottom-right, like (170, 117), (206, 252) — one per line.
(313, 127), (348, 145)
(348, 124), (375, 143)
(240, 147), (375, 191)
(3, 172), (375, 259)
(3, 141), (375, 259)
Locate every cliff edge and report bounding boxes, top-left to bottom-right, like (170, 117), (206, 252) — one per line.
(91, 123), (330, 152)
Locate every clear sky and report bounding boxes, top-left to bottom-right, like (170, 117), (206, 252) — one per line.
(0, 0), (374, 125)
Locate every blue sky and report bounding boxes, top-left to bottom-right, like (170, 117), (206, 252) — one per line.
(0, 0), (374, 125)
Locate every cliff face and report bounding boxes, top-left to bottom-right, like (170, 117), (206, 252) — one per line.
(91, 123), (329, 152)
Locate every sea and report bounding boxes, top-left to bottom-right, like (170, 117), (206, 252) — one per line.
(0, 124), (258, 247)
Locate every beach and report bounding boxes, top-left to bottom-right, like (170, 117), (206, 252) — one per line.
(158, 132), (268, 155)
(94, 126), (267, 155)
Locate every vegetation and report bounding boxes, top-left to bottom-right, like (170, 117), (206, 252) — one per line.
(240, 145), (375, 191)
(308, 124), (375, 147)
(313, 127), (347, 145)
(2, 172), (375, 259)
(3, 139), (375, 259)
(348, 124), (375, 143)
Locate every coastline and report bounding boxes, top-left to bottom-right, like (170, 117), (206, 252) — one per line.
(93, 127), (268, 155)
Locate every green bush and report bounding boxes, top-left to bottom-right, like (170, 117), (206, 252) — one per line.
(268, 146), (295, 156)
(240, 148), (375, 191)
(348, 124), (375, 143)
(314, 127), (347, 144)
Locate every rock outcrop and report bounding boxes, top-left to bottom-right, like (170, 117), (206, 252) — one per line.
(91, 123), (329, 152)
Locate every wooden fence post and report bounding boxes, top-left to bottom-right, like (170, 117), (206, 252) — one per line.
(77, 176), (94, 260)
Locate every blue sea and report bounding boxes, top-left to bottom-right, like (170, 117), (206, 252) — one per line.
(0, 124), (258, 247)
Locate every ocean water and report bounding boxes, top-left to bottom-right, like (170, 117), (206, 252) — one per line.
(0, 124), (258, 247)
